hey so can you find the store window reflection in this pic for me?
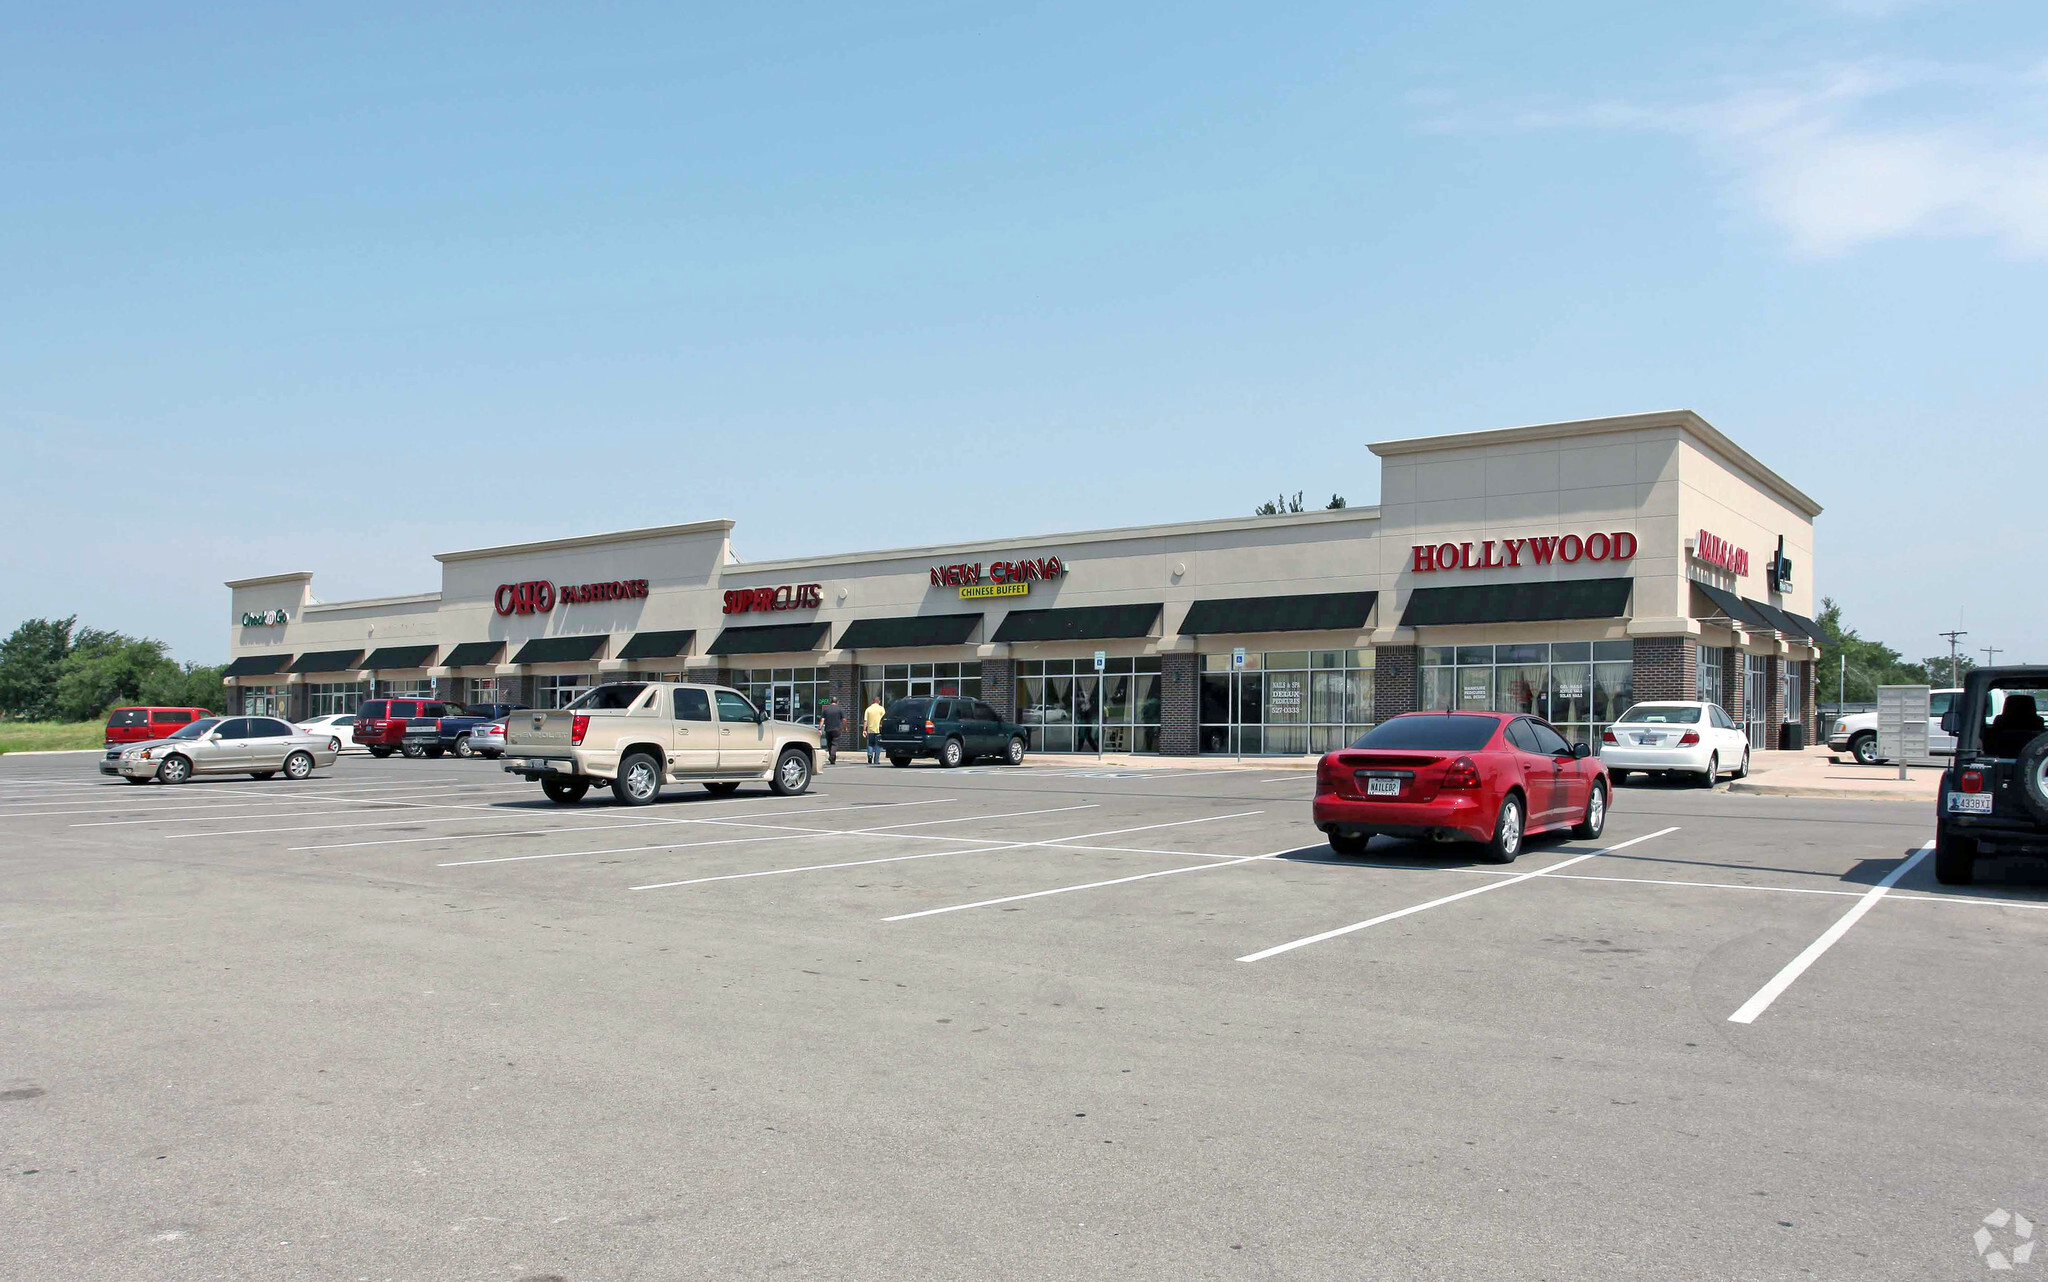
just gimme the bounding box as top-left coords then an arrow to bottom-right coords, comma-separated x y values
1200,649 -> 1373,754
1418,640 -> 1633,749
1015,657 -> 1161,753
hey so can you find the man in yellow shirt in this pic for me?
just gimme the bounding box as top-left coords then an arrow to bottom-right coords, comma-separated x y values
863,696 -> 887,764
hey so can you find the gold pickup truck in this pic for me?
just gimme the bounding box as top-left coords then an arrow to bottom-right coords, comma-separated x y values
503,682 -> 822,805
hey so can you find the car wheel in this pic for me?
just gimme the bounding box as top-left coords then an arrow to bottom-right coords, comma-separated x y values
1004,736 -> 1026,766
611,752 -> 663,806
702,781 -> 741,796
156,754 -> 192,785
542,778 -> 590,805
940,738 -> 965,768
283,751 -> 315,781
1327,830 -> 1369,856
889,754 -> 912,768
400,742 -> 428,759
2015,733 -> 2048,825
771,749 -> 812,796
369,746 -> 394,759
1477,794 -> 1524,864
1849,732 -> 1879,766
250,771 -> 275,781
1734,748 -> 1750,780
327,736 -> 342,753
1699,753 -> 1718,787
1934,826 -> 1977,885
451,735 -> 473,759
1572,782 -> 1608,839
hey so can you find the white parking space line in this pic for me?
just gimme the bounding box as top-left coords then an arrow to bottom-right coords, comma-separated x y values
1726,841 -> 1934,1025
685,803 -> 1097,838
293,798 -> 954,851
1235,827 -> 1681,963
880,845 -> 1313,921
0,778 -> 529,818
442,830 -> 837,867
629,810 -> 1266,892
72,786 -> 541,828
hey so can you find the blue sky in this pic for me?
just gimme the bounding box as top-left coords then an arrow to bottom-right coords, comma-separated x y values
4,1 -> 2044,666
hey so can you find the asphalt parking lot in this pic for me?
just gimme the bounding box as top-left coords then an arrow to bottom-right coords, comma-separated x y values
4,752 -> 2045,1280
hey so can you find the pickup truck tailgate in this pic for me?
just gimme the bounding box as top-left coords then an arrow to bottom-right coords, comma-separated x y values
506,710 -> 576,749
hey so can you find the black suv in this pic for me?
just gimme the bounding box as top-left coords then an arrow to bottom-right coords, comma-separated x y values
1935,666 -> 2048,884
874,697 -> 1029,768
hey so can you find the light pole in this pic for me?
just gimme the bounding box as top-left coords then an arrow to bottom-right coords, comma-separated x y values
1939,629 -> 1968,689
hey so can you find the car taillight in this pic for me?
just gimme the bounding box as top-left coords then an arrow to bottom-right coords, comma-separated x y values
1678,731 -> 1700,746
1442,757 -> 1481,789
571,714 -> 590,746
1316,756 -> 1343,791
1601,728 -> 1618,744
1960,769 -> 1985,794
924,720 -> 935,733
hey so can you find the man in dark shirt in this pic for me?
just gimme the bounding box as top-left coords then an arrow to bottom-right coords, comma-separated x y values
820,698 -> 846,765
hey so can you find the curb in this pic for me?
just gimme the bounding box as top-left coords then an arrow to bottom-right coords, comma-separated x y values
0,748 -> 102,757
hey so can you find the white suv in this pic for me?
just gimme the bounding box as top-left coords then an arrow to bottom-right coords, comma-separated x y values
1828,690 -> 1958,765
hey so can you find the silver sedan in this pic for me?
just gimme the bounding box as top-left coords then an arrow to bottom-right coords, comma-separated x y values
102,715 -> 340,784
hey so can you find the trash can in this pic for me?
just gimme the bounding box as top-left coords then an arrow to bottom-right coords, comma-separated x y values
1778,722 -> 1806,751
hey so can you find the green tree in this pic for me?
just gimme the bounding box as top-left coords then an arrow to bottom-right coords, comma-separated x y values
1325,494 -> 1348,509
0,616 -> 76,720
1813,598 -> 1931,705
1255,491 -> 1306,516
53,630 -> 175,721
140,661 -> 228,712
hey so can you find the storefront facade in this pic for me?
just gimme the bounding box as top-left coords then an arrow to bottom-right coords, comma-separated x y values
223,412 -> 1823,755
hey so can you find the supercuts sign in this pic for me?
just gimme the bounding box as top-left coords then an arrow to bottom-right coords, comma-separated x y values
930,555 -> 1066,587
1690,529 -> 1749,577
723,583 -> 823,615
494,578 -> 649,616
1410,532 -> 1637,573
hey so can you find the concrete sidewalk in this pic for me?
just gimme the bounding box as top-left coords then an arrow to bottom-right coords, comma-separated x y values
1726,747 -> 1941,802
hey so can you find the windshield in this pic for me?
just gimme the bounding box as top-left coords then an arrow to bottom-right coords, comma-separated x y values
886,698 -> 930,721
1351,715 -> 1499,751
1617,705 -> 1701,725
563,683 -> 649,711
168,718 -> 222,740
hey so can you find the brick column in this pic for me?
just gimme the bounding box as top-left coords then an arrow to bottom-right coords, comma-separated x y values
501,674 -> 537,708
828,662 -> 860,719
1158,652 -> 1199,756
981,658 -> 1017,721
1374,645 -> 1418,719
287,683 -> 311,722
433,677 -> 460,703
1632,636 -> 1693,704
1725,649 -> 1745,723
1763,654 -> 1783,747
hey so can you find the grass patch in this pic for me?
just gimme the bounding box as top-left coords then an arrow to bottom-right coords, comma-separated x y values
0,721 -> 108,755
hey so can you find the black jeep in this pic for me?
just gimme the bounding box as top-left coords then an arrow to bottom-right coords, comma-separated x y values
1934,666 -> 2048,884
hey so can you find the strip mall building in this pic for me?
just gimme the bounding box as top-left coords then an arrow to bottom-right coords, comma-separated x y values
222,412 -> 1823,756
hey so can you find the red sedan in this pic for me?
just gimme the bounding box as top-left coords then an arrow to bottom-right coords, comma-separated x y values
1312,711 -> 1610,862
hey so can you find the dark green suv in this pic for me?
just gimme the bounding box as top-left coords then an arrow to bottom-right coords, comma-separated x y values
1935,666 -> 2048,884
874,697 -> 1029,768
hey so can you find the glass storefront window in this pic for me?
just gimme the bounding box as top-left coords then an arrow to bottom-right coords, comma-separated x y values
1697,645 -> 1726,709
863,662 -> 982,715
308,682 -> 367,716
733,667 -> 841,724
539,674 -> 596,708
240,684 -> 284,717
1418,640 -> 1634,748
1014,656 -> 1160,753
379,678 -> 434,700
1200,648 -> 1374,755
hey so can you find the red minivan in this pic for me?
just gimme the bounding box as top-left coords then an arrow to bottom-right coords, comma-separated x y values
105,707 -> 213,746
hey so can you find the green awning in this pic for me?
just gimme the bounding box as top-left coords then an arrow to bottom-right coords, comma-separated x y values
511,635 -> 608,664
617,630 -> 696,660
440,641 -> 505,668
706,622 -> 831,656
222,654 -> 291,678
287,649 -> 365,674
991,604 -> 1162,643
1401,578 -> 1633,627
1744,598 -> 1815,640
1178,591 -> 1376,635
361,645 -> 438,670
1692,581 -> 1770,629
836,614 -> 981,650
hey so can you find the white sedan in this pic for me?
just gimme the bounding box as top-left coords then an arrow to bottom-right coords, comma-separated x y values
1599,701 -> 1751,786
294,713 -> 365,754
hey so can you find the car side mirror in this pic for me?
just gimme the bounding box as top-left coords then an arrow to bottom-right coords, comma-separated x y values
1940,710 -> 1958,734
208,731 -> 223,742
1572,742 -> 1592,759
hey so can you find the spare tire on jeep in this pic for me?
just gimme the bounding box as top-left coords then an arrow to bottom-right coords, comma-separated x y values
2016,732 -> 2048,825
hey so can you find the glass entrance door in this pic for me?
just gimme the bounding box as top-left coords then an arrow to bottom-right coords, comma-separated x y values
768,684 -> 796,722
1743,654 -> 1769,749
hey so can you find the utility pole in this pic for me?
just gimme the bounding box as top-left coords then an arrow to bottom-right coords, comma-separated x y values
1939,630 -> 1968,689
1982,645 -> 2003,671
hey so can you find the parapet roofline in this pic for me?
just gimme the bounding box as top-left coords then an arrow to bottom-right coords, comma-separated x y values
225,571 -> 315,589
1369,410 -> 1823,520
730,505 -> 1383,575
302,592 -> 442,613
435,519 -> 736,564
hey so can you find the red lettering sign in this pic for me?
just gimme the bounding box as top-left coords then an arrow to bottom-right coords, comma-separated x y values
1406,533 -> 1636,574
931,554 -> 1065,587
1691,529 -> 1748,576
494,578 -> 646,615
722,583 -> 823,615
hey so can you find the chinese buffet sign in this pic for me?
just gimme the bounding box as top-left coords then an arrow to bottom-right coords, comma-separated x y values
1410,531 -> 1637,572
929,554 -> 1068,600
494,578 -> 650,616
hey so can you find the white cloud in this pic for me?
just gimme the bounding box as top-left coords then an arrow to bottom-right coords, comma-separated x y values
1510,62 -> 2048,258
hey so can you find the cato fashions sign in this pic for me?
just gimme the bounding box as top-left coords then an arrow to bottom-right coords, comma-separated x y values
494,578 -> 650,616
1409,532 -> 1637,573
723,583 -> 824,615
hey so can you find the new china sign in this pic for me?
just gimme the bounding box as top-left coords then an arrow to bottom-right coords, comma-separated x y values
494,578 -> 650,616
930,554 -> 1066,599
1409,532 -> 1636,573
723,583 -> 823,615
1689,529 -> 1749,577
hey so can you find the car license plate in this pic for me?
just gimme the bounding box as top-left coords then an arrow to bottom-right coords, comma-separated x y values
1948,792 -> 1993,814
1635,734 -> 1659,745
1366,777 -> 1401,796
897,723 -> 911,732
